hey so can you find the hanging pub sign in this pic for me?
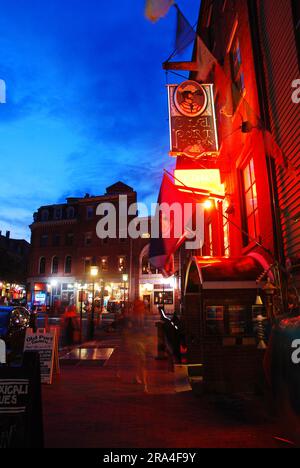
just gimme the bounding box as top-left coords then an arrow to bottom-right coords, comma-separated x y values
167,80 -> 219,158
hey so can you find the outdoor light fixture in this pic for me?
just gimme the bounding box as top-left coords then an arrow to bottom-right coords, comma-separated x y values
90,265 -> 99,277
122,274 -> 129,282
204,200 -> 213,210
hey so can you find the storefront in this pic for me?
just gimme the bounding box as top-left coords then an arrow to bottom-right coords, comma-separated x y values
183,256 -> 271,393
140,278 -> 176,315
0,281 -> 26,304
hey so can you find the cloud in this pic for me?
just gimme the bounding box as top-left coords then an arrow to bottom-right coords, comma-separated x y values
0,0 -> 199,241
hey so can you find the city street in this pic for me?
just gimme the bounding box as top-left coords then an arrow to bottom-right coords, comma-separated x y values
42,318 -> 282,449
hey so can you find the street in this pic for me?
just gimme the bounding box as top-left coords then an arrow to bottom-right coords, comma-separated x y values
42,318 -> 283,449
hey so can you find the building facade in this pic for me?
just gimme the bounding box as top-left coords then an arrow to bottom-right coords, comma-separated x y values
27,182 -> 177,313
160,0 -> 299,391
0,230 -> 30,303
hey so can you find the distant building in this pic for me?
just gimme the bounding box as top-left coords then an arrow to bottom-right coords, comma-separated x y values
0,230 -> 30,303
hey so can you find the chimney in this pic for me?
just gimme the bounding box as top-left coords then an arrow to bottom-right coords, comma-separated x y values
6,231 -> 10,239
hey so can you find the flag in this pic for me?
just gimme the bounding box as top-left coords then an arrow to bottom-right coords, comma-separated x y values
0,79 -> 6,104
149,174 -> 206,276
174,4 -> 196,55
145,0 -> 174,22
196,36 -> 217,82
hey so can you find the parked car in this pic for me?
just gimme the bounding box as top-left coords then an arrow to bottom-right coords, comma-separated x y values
0,306 -> 30,352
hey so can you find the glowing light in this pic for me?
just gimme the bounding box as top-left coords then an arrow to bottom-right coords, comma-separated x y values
90,266 -> 99,277
174,169 -> 225,197
204,200 -> 213,210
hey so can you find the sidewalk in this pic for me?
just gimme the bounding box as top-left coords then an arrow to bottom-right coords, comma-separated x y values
42,317 -> 282,448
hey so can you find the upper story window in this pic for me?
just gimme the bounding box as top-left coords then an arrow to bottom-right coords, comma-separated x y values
241,158 -> 260,245
67,206 -> 75,219
84,233 -> 92,246
65,256 -> 72,274
84,258 -> 91,274
39,257 -> 46,275
52,256 -> 59,274
86,206 -> 94,220
41,210 -> 49,222
40,234 -> 48,248
54,207 -> 62,220
230,35 -> 245,112
53,234 -> 60,247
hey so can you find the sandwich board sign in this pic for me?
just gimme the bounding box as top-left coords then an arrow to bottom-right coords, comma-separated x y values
24,328 -> 60,384
0,352 -> 44,448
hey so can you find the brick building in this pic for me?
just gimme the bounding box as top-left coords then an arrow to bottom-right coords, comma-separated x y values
0,230 -> 30,303
162,0 -> 299,391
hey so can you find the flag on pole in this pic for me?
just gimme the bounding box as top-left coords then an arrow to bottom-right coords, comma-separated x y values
196,36 -> 217,82
0,79 -> 6,104
174,4 -> 196,55
145,0 -> 174,22
149,174 -> 206,276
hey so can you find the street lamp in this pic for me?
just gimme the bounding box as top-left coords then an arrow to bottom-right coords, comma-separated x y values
89,265 -> 99,340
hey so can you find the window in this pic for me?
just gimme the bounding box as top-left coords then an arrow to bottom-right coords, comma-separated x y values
154,291 -> 174,306
142,255 -> 150,274
84,233 -> 92,246
52,257 -> 59,274
84,258 -> 91,274
54,208 -> 62,220
40,234 -> 48,247
241,158 -> 260,244
230,36 -> 245,112
100,257 -> 108,272
118,256 -> 126,272
292,0 -> 300,65
39,257 -> 46,274
66,206 -> 75,219
41,210 -> 49,222
142,255 -> 160,275
65,233 -> 74,246
222,201 -> 230,257
65,256 -> 72,274
86,206 -> 94,219
208,223 -> 213,256
53,234 -> 60,247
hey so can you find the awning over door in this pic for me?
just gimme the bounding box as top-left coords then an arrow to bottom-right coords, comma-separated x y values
185,255 -> 272,293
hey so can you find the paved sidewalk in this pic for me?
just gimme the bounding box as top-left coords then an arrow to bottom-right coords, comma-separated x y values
42,319 -> 283,448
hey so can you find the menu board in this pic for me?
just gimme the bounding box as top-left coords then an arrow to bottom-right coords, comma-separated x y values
206,306 -> 225,335
24,329 -> 59,384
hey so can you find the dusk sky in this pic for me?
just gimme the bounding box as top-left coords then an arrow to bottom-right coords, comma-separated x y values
0,1 -> 199,241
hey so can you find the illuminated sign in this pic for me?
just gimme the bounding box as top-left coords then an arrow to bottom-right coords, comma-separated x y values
168,81 -> 219,158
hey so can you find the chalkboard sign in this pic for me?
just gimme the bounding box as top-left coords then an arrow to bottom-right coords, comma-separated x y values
0,352 -> 44,448
24,328 -> 59,384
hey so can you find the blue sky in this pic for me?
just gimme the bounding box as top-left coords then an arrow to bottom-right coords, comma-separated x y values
0,0 -> 199,240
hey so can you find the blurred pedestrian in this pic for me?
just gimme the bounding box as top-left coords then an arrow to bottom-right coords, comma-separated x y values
118,303 -> 148,392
